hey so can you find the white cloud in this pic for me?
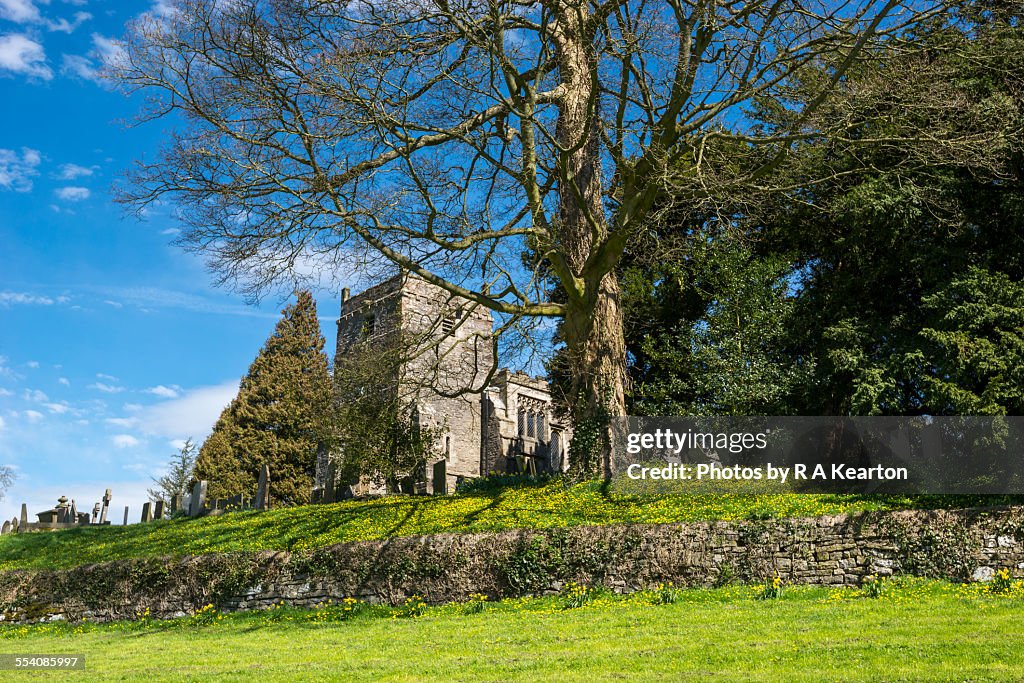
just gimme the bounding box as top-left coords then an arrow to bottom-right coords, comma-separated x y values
0,1 -> 92,32
23,409 -> 43,423
0,33 -> 52,80
112,434 -> 140,449
43,401 -> 70,414
144,384 -> 179,398
0,0 -> 41,23
103,299 -> 122,308
55,185 -> 90,201
149,1 -> 178,19
88,382 -> 123,393
0,146 -> 41,192
23,388 -> 47,402
0,291 -> 55,306
25,360 -> 39,369
57,377 -> 69,386
56,162 -> 95,180
46,10 -> 90,34
135,380 -> 238,441
62,33 -> 123,83
160,228 -> 180,236
0,387 -> 13,396
0,415 -> 5,430
105,417 -> 137,428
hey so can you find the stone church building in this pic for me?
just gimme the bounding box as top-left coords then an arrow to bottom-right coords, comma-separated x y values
314,273 -> 570,497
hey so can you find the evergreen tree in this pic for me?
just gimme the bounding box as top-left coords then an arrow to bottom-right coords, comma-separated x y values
148,438 -> 198,504
195,291 -> 333,504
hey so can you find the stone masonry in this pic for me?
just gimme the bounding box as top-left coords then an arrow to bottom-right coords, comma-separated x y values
315,273 -> 570,496
2,506 -> 1023,624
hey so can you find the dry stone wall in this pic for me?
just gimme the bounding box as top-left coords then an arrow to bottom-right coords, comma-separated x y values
2,506 -> 1024,624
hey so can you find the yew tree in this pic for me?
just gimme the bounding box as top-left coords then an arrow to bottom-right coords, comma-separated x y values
195,290 -> 333,503
113,0 -> 946,475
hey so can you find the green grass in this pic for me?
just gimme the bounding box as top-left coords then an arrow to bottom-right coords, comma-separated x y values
0,479 -> 1017,571
2,578 -> 1023,681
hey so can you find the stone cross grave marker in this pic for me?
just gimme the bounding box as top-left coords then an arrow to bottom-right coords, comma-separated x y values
99,489 -> 111,524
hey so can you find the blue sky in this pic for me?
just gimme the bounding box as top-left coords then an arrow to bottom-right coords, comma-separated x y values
0,0 -> 343,522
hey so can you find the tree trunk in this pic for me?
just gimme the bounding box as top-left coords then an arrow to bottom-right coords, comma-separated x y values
553,2 -> 628,478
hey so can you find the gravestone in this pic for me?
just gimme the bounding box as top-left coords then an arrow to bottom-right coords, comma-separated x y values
255,464 -> 270,510
432,460 -> 447,495
1,521 -> 9,535
91,502 -> 100,524
323,461 -> 337,504
20,503 -> 28,529
11,517 -> 18,533
189,480 -> 208,517
123,506 -> 129,526
171,494 -> 184,514
141,502 -> 153,523
69,499 -> 78,524
99,489 -> 111,524
154,500 -> 165,519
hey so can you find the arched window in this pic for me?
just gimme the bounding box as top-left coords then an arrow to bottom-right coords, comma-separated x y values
550,431 -> 562,471
536,412 -> 546,441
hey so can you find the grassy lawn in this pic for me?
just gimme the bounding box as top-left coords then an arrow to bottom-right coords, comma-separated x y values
1,578 -> 1022,681
1,480 -> 1017,572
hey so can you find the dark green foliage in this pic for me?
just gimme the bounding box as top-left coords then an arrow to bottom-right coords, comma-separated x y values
195,291 -> 332,504
626,8 -> 1024,417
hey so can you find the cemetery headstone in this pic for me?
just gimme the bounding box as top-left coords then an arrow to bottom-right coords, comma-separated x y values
189,480 -> 208,517
433,460 -> 447,495
19,503 -> 28,528
91,502 -> 100,524
1,521 -> 9,535
154,500 -> 165,519
171,494 -> 184,514
123,506 -> 129,526
255,464 -> 270,510
99,489 -> 111,524
11,517 -> 18,533
141,502 -> 153,523
323,461 -> 337,504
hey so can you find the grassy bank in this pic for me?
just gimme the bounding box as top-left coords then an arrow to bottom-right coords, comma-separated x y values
0,480 -> 1016,571
1,578 -> 1023,681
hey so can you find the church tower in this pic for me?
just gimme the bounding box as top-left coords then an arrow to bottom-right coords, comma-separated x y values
319,273 -> 495,494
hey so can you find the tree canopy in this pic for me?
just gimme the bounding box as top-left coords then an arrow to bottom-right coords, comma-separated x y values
112,0 -> 949,474
195,291 -> 333,503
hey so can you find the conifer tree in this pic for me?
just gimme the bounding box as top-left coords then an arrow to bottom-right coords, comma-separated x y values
195,291 -> 333,504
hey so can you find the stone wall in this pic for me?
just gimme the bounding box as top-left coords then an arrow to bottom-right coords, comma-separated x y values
2,506 -> 1023,624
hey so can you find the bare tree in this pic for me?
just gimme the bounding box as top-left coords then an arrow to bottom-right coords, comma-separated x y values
112,0 -> 946,475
